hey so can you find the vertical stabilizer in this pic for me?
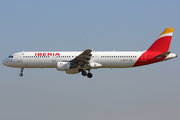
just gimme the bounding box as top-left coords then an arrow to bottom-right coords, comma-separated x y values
133,28 -> 175,67
147,28 -> 174,52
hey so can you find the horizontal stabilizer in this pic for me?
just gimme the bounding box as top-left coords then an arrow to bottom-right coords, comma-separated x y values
155,52 -> 171,59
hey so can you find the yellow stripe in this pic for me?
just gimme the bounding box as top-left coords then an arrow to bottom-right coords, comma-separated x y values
160,28 -> 174,36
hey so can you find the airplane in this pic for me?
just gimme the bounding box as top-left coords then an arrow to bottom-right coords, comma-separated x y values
2,28 -> 177,78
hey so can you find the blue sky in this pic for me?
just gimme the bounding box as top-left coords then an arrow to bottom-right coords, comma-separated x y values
0,0 -> 180,120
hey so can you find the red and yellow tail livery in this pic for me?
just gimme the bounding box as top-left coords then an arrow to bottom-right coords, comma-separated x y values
148,28 -> 174,52
134,28 -> 175,67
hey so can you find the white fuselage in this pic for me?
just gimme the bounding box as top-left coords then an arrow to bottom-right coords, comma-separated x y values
3,51 -> 144,68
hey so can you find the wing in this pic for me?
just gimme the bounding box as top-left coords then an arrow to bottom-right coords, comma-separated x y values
70,49 -> 92,68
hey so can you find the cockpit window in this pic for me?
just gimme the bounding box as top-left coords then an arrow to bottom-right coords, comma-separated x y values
8,56 -> 13,58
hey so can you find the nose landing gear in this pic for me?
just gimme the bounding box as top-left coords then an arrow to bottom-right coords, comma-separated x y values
19,68 -> 24,77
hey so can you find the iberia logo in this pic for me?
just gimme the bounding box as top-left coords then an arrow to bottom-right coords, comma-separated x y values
35,53 -> 60,56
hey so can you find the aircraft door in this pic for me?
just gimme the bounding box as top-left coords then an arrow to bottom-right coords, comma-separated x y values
93,54 -> 99,62
141,53 -> 146,61
51,56 -> 56,62
17,54 -> 22,62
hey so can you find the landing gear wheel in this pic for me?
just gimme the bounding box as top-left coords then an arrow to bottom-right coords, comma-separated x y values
81,70 -> 87,76
87,73 -> 93,78
19,73 -> 23,77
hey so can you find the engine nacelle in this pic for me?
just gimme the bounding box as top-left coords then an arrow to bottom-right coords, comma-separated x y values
56,62 -> 71,71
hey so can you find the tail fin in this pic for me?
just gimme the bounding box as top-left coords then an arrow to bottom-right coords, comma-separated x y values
147,28 -> 174,52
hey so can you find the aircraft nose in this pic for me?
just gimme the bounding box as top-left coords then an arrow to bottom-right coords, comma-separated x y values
2,59 -> 8,66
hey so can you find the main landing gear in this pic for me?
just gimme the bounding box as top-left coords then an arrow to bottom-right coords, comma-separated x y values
81,69 -> 93,78
19,68 -> 24,77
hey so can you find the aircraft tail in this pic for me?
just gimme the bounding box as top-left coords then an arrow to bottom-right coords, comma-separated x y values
147,28 -> 174,52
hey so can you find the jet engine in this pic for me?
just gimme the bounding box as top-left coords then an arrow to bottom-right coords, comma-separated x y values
56,62 -> 71,71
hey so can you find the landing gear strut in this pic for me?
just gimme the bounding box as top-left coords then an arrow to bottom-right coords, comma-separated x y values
81,69 -> 93,78
19,68 -> 24,77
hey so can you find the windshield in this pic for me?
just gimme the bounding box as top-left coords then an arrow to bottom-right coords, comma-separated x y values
8,55 -> 13,58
